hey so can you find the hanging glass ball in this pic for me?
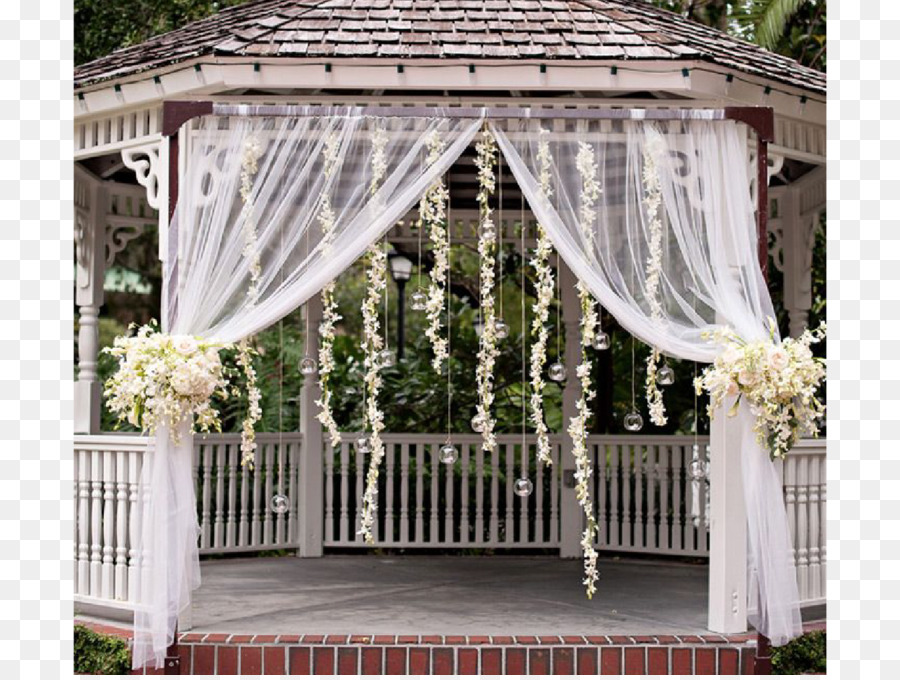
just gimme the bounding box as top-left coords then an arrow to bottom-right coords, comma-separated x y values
299,356 -> 318,375
410,288 -> 428,311
270,493 -> 289,515
623,411 -> 644,432
356,436 -> 371,454
689,458 -> 706,481
548,362 -> 567,382
439,443 -> 459,464
480,222 -> 496,241
378,348 -> 396,368
514,478 -> 534,497
494,319 -> 510,340
592,331 -> 611,351
657,363 -> 676,386
470,413 -> 485,433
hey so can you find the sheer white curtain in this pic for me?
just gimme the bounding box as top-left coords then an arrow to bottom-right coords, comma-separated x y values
131,111 -> 481,669
493,118 -> 802,645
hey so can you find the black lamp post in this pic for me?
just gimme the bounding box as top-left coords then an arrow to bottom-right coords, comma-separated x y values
387,251 -> 413,359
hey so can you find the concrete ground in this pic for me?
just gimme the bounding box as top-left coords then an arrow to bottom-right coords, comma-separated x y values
189,554 -> 711,636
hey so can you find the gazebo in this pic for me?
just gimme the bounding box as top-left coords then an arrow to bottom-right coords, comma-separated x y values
73,0 -> 826,675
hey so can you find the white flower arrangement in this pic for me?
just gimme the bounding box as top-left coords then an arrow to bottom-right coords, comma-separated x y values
316,131 -> 343,448
474,128 -> 499,453
569,140 -> 602,599
240,135 -> 263,304
695,321 -> 826,460
529,129 -> 554,467
641,137 -> 668,426
359,124 -> 390,544
420,129 -> 451,373
235,339 -> 262,468
104,323 -> 261,468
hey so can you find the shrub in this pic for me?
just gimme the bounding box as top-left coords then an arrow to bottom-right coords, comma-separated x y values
772,629 -> 827,675
74,624 -> 131,675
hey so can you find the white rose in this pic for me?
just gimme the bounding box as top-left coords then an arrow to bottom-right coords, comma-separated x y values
721,346 -> 742,366
738,369 -> 758,386
173,335 -> 198,356
768,346 -> 789,371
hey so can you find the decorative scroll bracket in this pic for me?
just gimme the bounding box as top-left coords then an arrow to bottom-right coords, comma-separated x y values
122,143 -> 163,211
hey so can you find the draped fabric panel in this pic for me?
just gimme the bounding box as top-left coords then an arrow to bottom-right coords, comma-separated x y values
131,113 -> 482,669
492,118 -> 801,646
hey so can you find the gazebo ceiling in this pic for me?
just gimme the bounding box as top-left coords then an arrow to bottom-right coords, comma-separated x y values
74,0 -> 825,95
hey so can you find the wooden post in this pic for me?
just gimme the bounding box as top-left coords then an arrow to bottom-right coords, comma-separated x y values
298,295 -> 325,557
558,259 -> 581,559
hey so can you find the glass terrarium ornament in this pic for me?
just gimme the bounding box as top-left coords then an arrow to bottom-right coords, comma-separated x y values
514,478 -> 534,497
410,288 -> 428,311
470,413 -> 485,433
439,443 -> 459,464
356,436 -> 371,454
480,221 -> 496,241
548,362 -> 567,382
689,458 -> 707,481
378,348 -> 396,368
623,411 -> 644,432
299,356 -> 318,375
592,331 -> 611,351
657,363 -> 676,385
494,319 -> 510,340
270,494 -> 289,515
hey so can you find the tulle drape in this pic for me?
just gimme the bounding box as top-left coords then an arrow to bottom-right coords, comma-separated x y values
131,113 -> 481,669
492,118 -> 802,645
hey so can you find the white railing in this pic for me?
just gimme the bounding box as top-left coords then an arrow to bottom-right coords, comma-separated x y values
73,433 -> 825,609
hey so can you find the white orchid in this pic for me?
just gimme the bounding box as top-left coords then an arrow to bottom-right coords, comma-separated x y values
420,129 -> 450,373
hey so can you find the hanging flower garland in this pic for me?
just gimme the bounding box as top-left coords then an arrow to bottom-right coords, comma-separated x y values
240,134 -> 263,304
568,141 -> 602,599
359,123 -> 390,544
103,322 -> 260,468
642,136 -> 669,426
474,128 -> 499,453
316,131 -> 343,448
529,129 -> 555,467
421,130 -> 451,373
695,321 -> 826,460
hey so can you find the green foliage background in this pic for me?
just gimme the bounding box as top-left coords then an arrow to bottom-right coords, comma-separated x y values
73,625 -> 131,675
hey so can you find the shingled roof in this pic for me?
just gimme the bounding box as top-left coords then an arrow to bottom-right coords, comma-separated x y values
74,0 -> 825,94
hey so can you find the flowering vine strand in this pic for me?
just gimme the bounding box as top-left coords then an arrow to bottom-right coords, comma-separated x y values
236,339 -> 262,468
568,140 -> 601,598
642,135 -> 668,426
240,135 -> 263,304
474,128 -> 499,453
316,131 -> 343,447
529,129 -> 555,466
359,122 -> 390,544
420,130 -> 450,373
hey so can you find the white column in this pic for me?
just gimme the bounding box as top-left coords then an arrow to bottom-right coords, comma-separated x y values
74,169 -> 107,434
707,402 -> 748,634
558,260 -> 582,559
297,295 -> 324,557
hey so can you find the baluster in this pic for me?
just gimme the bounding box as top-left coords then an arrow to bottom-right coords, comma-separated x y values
114,451 -> 128,600
808,454 -> 822,601
535,440 -> 544,544
444,441 -> 455,544
239,441 -> 251,547
264,443 -> 275,545
275,440 -> 287,545
90,449 -> 102,597
325,438 -> 335,544
672,445 -> 684,552
200,444 -> 212,549
505,441 -> 515,545
796,455 -> 810,601
214,444 -> 225,548
685,444 -> 697,552
430,443 -> 439,544
475,444 -> 486,545
400,443 -> 410,544
127,450 -> 140,602
415,442 -> 425,544
489,443 -> 500,544
288,437 -> 300,544
226,443 -> 239,548
251,442 -> 263,546
77,448 -> 90,596
659,445 -> 671,551
645,445 -> 657,552
519,441 -> 529,543
609,444 -> 620,549
354,439 -> 364,541
385,442 -> 395,543
460,443 -> 470,545
549,439 -> 559,545
634,444 -> 646,551
622,444 -> 633,550
338,440 -> 349,544
784,453 -> 798,567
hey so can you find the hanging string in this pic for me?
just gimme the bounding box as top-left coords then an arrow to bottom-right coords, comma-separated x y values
417,146 -> 424,291
556,251 -> 562,359
383,233 -> 390,353
446,171 -> 452,442
631,336 -> 637,411
521,197 -> 527,455
498,150 -> 504,320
